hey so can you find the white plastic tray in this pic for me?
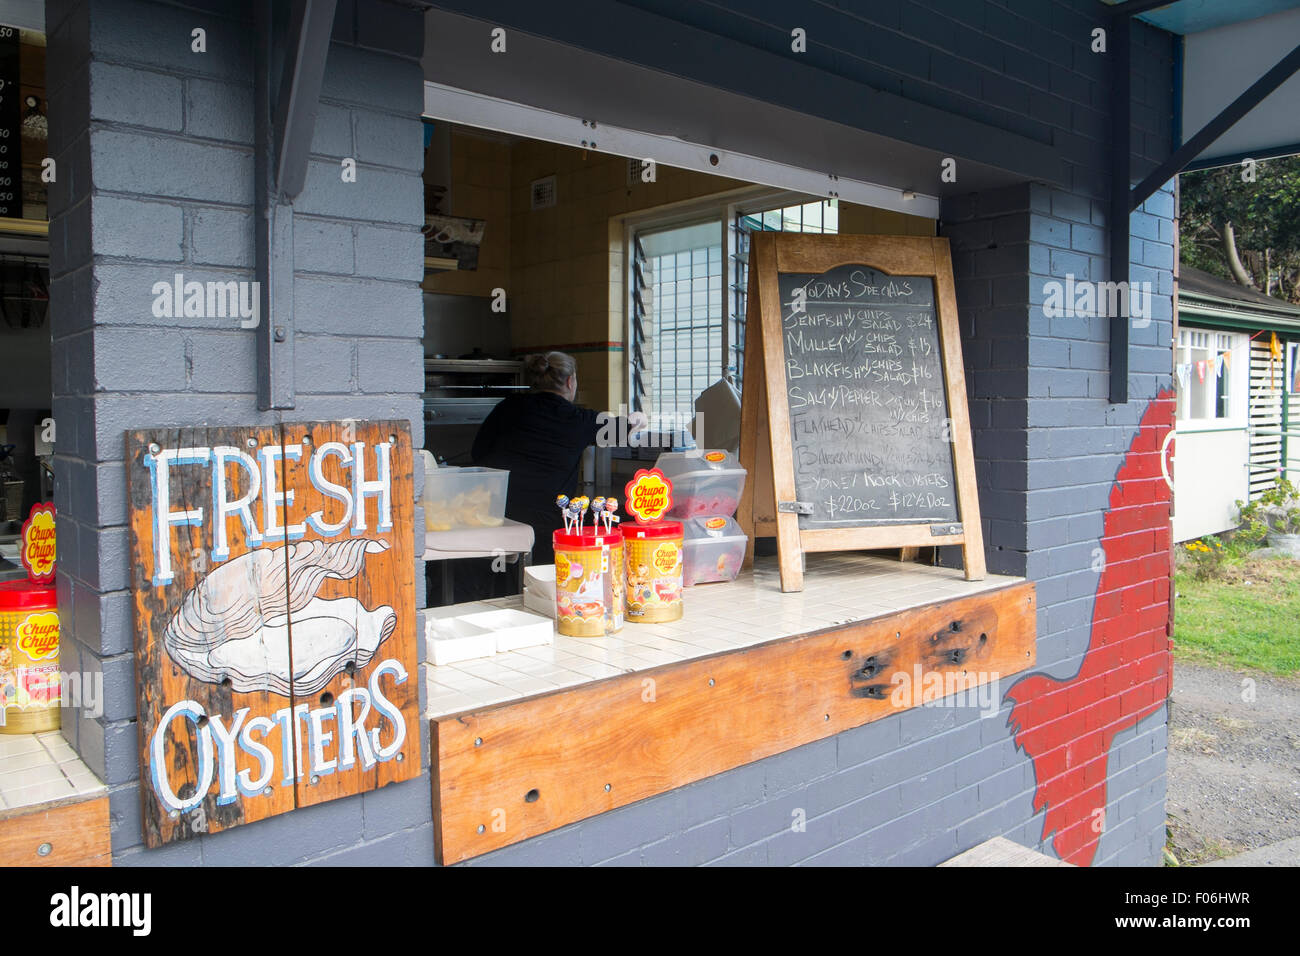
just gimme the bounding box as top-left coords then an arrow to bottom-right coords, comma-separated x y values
427,616 -> 496,666
460,608 -> 554,653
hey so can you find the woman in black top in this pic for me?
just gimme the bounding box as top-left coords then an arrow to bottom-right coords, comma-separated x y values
472,351 -> 646,565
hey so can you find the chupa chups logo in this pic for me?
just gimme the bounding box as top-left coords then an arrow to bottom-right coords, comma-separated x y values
16,612 -> 59,661
625,468 -> 673,523
652,541 -> 680,575
704,517 -> 727,530
704,451 -> 726,463
20,502 -> 56,583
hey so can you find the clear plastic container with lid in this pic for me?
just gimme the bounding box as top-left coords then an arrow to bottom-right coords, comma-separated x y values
654,449 -> 747,520
682,516 -> 747,586
423,465 -> 510,531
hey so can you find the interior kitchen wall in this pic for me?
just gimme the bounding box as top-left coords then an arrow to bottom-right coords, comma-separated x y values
422,127 -> 937,410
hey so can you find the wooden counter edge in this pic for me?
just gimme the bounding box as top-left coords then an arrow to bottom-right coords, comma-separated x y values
0,790 -> 111,867
430,580 -> 1037,865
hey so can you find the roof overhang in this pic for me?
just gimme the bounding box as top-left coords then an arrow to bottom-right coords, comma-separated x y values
1105,0 -> 1300,170
421,4 -> 1068,202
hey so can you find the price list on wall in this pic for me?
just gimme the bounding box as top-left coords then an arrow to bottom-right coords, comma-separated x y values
0,25 -> 21,219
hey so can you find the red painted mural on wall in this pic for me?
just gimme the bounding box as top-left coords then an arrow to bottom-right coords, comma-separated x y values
1006,391 -> 1175,866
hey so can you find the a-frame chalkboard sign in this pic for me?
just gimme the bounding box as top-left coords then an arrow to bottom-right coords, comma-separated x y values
737,233 -> 985,592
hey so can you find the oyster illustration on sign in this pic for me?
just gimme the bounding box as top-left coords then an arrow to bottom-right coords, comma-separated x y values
162,538 -> 396,696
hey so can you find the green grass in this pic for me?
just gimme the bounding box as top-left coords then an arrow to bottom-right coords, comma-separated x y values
1174,553 -> 1300,677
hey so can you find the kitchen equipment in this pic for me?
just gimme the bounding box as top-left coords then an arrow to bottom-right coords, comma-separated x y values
423,357 -> 526,465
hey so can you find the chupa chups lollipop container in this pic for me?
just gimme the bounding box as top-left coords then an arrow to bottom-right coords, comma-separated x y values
623,521 -> 684,622
654,449 -> 747,519
0,580 -> 61,733
552,529 -> 624,637
623,467 -> 684,623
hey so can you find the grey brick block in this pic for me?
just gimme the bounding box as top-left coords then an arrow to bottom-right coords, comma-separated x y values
198,788 -> 366,865
184,77 -> 254,144
90,129 -> 253,205
592,847 -> 643,866
92,196 -> 184,262
306,823 -> 435,866
187,330 -> 257,393
191,207 -> 254,267
641,817 -> 730,866
354,111 -> 423,171
97,717 -> 136,788
705,842 -> 768,866
469,825 -> 583,867
358,337 -> 424,395
360,777 -> 434,840
309,102 -> 354,158
114,838 -> 203,867
294,160 -> 423,225
294,217 -> 355,275
295,333 -> 356,393
354,225 -> 424,281
73,586 -> 133,657
88,60 -> 182,132
729,790 -> 810,848
294,275 -> 422,337
320,43 -> 424,114
764,737 -> 837,795
92,326 -> 187,391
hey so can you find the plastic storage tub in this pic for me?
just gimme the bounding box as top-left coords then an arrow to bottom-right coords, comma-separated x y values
682,516 -> 747,586
423,466 -> 509,530
654,450 -> 747,519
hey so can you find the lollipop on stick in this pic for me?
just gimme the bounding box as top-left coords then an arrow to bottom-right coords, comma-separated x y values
591,497 -> 606,533
604,497 -> 619,533
556,494 -> 571,533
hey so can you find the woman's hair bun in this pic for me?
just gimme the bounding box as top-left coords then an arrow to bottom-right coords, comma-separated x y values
524,351 -> 577,393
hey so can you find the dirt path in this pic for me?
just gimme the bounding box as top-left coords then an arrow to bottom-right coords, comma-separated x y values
1166,661 -> 1300,864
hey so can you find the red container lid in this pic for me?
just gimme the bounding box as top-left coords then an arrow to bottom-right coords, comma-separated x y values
0,579 -> 58,612
623,520 -> 683,540
553,529 -> 625,549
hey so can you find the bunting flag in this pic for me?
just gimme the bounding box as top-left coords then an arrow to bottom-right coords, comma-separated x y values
1270,332 -> 1282,391
1214,354 -> 1225,379
1196,360 -> 1207,383
1176,363 -> 1192,390
1222,350 -> 1231,370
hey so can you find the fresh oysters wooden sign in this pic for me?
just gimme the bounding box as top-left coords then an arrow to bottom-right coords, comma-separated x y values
125,421 -> 418,847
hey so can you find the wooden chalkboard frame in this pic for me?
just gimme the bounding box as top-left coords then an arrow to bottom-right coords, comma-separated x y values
738,233 -> 986,592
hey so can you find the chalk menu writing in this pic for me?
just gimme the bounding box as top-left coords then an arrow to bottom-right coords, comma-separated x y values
0,26 -> 19,219
778,264 -> 959,528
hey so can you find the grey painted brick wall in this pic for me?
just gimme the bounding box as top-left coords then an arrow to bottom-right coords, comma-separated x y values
46,0 -> 1176,867
46,0 -> 432,865
466,0 -> 1175,868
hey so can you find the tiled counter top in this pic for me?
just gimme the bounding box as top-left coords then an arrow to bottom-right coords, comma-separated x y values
0,731 -> 106,818
424,552 -> 1025,718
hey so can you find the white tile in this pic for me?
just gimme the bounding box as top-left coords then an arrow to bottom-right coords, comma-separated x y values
0,749 -> 57,774
0,735 -> 45,758
3,780 -> 78,811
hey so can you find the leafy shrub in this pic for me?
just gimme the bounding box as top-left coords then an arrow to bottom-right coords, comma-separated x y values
1183,537 -> 1225,580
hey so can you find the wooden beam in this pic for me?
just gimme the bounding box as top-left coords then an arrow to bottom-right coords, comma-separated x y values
0,796 -> 110,867
431,581 -> 1036,864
